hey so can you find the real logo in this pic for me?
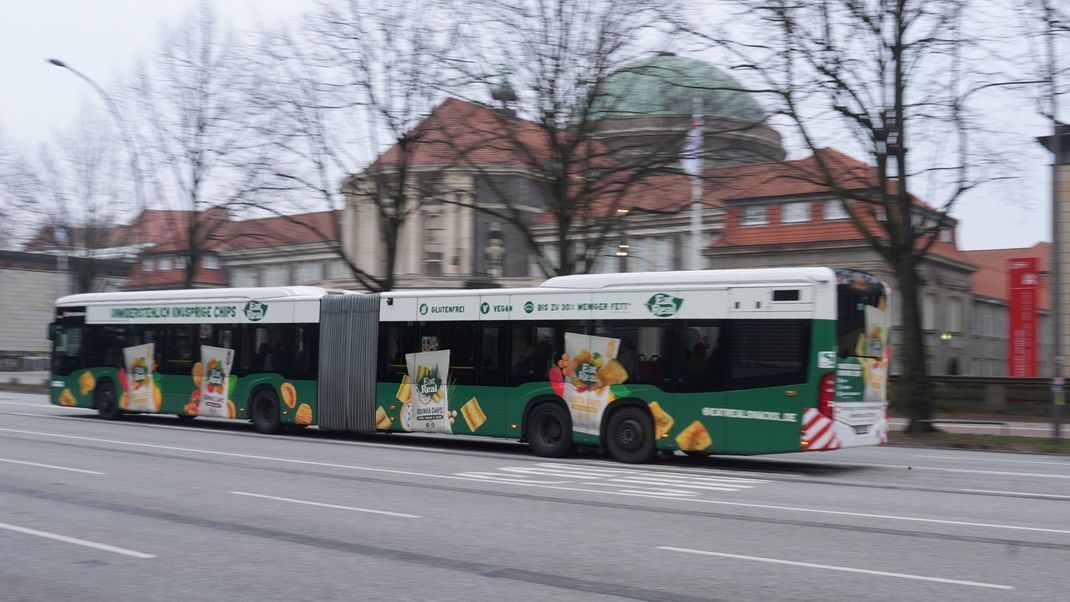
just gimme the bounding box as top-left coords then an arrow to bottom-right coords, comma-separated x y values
480,302 -> 490,315
523,301 -> 534,314
419,303 -> 429,316
243,300 -> 268,322
645,293 -> 683,317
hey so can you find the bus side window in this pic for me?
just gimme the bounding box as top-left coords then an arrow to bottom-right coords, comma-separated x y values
161,325 -> 196,375
378,322 -> 412,381
294,324 -> 319,381
478,323 -> 510,387
592,320 -> 674,390
676,321 -> 726,393
53,325 -> 83,376
725,319 -> 810,389
419,321 -> 478,385
510,322 -> 557,384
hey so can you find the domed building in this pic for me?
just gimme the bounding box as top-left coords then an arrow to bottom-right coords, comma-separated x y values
587,53 -> 786,168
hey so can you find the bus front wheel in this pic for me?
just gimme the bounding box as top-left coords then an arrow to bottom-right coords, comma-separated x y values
95,381 -> 122,421
606,406 -> 656,464
251,390 -> 282,434
526,402 -> 574,458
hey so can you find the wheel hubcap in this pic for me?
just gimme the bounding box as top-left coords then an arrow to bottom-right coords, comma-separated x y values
619,419 -> 643,452
539,416 -> 561,443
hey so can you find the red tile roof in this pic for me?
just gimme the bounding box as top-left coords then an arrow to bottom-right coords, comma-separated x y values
963,243 -> 1051,308
228,210 -> 341,251
371,97 -> 611,172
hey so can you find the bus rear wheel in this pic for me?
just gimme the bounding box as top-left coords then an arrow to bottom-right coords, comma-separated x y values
606,406 -> 656,464
95,381 -> 122,421
251,390 -> 282,434
526,402 -> 574,458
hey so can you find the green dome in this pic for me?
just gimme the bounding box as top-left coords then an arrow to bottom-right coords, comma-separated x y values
590,55 -> 766,124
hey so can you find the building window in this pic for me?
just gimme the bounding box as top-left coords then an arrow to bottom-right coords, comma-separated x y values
424,213 -> 444,276
328,260 -> 351,280
157,256 -> 173,271
262,264 -> 290,287
922,293 -> 936,331
741,205 -> 768,226
295,260 -> 324,283
949,296 -> 962,333
175,255 -> 188,270
781,201 -> 810,223
824,200 -> 849,220
231,267 -> 259,288
202,253 -> 220,270
654,237 -> 674,271
142,257 -> 155,272
940,228 -> 953,243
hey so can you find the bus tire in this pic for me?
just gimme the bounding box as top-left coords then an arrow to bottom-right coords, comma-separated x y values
95,381 -> 122,421
606,406 -> 656,464
525,402 -> 574,458
251,389 -> 282,434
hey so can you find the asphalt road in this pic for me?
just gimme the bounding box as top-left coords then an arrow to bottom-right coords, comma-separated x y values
1,392 -> 1068,601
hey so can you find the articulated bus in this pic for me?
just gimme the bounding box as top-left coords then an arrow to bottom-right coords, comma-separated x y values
50,268 -> 890,463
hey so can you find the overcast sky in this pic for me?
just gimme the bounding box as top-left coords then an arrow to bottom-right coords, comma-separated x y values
0,0 -> 1058,251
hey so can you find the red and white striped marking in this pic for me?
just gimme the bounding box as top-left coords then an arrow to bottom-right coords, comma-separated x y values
802,408 -> 841,451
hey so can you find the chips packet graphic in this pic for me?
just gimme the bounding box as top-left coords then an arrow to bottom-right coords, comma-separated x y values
563,333 -> 622,436
403,350 -> 452,434
122,343 -> 156,412
198,345 -> 235,418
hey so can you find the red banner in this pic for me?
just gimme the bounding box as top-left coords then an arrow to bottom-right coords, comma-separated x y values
1008,257 -> 1039,377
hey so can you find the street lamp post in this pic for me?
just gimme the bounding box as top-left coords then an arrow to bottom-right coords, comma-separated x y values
47,58 -> 144,212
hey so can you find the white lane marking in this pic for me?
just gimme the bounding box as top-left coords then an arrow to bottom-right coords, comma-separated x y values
0,457 -> 104,475
798,458 -> 1070,480
657,546 -> 1013,591
915,455 -> 1069,466
231,492 -> 419,518
0,521 -> 155,559
4,427 -> 1070,536
0,401 -> 93,410
607,477 -> 750,492
960,489 -> 1070,500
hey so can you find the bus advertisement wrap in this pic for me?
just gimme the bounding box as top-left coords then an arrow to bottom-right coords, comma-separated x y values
402,350 -> 453,433
561,333 -> 627,436
198,346 -> 234,418
122,343 -> 158,412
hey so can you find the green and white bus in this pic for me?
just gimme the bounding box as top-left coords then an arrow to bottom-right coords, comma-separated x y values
51,267 -> 891,463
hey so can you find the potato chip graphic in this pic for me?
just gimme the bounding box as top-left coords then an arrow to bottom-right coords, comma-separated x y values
375,406 -> 391,430
78,371 -> 96,396
280,382 -> 297,409
58,388 -> 77,407
295,403 -> 312,425
119,392 -> 128,410
153,383 -> 163,412
596,359 -> 628,387
183,401 -> 199,416
191,362 -> 203,388
227,399 -> 237,419
460,397 -> 487,432
396,375 -> 412,403
648,401 -> 675,439
675,420 -> 712,452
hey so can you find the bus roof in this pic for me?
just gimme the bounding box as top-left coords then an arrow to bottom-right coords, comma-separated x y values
56,286 -> 335,306
540,268 -> 835,289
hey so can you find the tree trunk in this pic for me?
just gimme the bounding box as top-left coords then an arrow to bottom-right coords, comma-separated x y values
895,254 -> 936,433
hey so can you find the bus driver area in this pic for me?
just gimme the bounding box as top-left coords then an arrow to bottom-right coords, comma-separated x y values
49,267 -> 890,464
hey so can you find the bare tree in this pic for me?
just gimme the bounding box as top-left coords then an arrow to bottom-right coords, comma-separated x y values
677,0 -> 1010,432
20,114 -> 135,292
129,1 -> 273,288
446,0 -> 692,277
254,0 -> 465,291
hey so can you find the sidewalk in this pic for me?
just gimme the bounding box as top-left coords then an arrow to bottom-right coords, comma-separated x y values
0,371 -> 49,387
889,417 -> 1058,438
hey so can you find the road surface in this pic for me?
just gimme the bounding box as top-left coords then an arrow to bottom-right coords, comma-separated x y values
2,391 -> 1068,601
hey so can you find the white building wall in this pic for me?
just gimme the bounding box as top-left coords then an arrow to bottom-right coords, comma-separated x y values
0,267 -> 65,364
